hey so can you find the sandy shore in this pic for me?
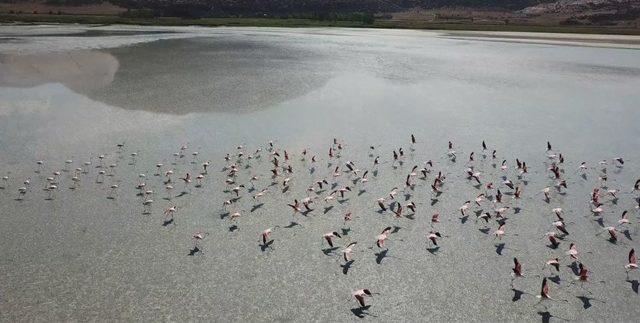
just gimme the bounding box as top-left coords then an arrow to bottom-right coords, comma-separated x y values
440,30 -> 640,49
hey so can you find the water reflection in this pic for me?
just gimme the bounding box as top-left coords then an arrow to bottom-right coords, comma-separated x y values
4,27 -> 639,117
84,37 -> 333,114
0,36 -> 333,114
0,50 -> 119,92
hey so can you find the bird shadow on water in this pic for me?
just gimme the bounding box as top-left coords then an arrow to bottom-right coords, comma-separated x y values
495,243 -> 505,255
251,203 -> 264,212
568,262 -> 580,275
341,260 -> 354,275
627,279 -> 639,293
322,247 -> 339,255
229,225 -> 239,232
548,275 -> 562,285
284,221 -> 299,228
162,218 -> 174,227
351,306 -> 375,318
260,240 -> 274,252
188,246 -> 201,256
375,249 -> 388,264
537,311 -> 569,323
324,206 -> 334,214
576,295 -> 605,309
511,288 -> 527,302
426,246 -> 440,255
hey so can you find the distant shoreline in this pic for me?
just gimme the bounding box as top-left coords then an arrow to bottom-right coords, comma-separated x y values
2,13 -> 640,36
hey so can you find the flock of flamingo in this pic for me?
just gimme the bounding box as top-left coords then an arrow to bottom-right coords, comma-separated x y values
2,135 -> 639,318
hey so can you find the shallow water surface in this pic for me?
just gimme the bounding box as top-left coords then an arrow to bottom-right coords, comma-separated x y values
1,25 -> 640,321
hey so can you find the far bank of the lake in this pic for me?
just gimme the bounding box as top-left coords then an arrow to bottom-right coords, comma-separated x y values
2,13 -> 640,35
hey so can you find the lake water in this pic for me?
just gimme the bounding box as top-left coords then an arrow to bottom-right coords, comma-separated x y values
1,25 -> 640,321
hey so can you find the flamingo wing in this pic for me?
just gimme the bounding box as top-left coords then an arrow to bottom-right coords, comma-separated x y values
355,294 -> 365,307
541,278 -> 549,297
324,236 -> 333,247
